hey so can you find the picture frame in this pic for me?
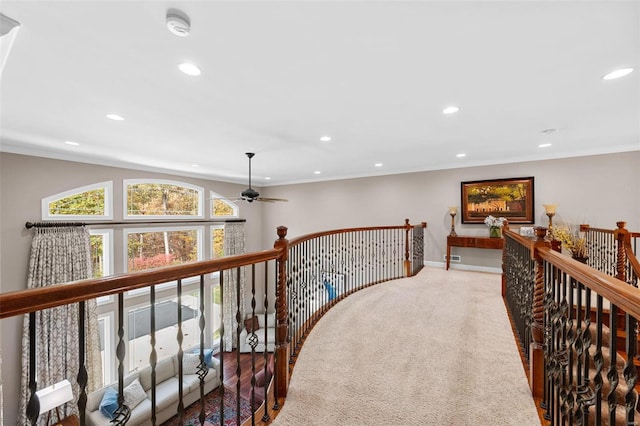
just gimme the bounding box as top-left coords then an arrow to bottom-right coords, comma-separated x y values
461,177 -> 535,224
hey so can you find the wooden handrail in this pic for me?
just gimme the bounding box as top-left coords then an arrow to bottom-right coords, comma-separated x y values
503,228 -> 536,256
0,249 -> 281,319
287,224 -> 408,247
538,246 -> 640,321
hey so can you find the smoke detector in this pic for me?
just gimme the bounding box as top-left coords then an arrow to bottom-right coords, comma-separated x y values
166,10 -> 190,37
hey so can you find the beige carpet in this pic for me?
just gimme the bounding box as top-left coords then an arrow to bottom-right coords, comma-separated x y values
271,267 -> 540,426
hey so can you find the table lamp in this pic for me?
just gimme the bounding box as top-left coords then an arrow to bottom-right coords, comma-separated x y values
36,379 -> 74,424
542,204 -> 557,233
448,206 -> 458,237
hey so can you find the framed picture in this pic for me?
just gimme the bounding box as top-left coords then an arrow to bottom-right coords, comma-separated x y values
461,177 -> 535,224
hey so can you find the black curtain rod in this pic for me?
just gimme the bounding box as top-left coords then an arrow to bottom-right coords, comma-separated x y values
25,218 -> 246,229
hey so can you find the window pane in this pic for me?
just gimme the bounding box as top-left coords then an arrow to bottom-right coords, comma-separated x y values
128,294 -> 200,372
127,229 -> 198,272
211,227 -> 224,259
90,234 -> 104,278
212,198 -> 236,217
49,188 -> 105,216
127,183 -> 199,216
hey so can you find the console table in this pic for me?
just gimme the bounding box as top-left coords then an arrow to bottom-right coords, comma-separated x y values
446,235 -> 504,270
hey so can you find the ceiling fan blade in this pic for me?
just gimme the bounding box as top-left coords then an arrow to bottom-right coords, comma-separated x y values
257,197 -> 288,202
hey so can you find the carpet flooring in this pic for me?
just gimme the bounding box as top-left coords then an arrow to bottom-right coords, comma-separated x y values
271,267 -> 540,426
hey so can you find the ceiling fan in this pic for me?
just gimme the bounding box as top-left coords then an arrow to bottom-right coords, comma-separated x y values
233,153 -> 288,203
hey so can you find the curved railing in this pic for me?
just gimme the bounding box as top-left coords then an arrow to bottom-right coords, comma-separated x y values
503,221 -> 640,425
284,221 -> 427,368
0,220 -> 426,425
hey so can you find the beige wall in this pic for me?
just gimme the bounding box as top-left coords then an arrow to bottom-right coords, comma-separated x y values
262,151 -> 640,270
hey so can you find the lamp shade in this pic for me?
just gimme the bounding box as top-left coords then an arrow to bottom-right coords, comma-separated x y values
542,204 -> 557,215
36,379 -> 73,414
448,206 -> 458,215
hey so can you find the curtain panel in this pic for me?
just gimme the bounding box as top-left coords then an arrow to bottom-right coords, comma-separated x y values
19,226 -> 102,425
222,222 -> 246,351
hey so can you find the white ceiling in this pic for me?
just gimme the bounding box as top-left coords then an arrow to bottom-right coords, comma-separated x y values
1,1 -> 638,187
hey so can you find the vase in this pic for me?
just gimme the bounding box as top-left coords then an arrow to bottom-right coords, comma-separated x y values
489,226 -> 502,238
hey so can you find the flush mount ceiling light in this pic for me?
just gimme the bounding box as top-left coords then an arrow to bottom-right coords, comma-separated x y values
106,113 -> 124,121
443,106 -> 460,115
166,10 -> 190,37
178,62 -> 201,76
602,67 -> 634,80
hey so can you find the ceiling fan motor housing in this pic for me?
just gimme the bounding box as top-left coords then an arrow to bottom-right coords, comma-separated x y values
241,188 -> 259,201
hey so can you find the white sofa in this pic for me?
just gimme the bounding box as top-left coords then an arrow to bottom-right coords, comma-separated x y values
85,352 -> 220,426
238,313 -> 276,353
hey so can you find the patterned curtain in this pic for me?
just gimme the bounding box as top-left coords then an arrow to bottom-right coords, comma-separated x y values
222,222 -> 246,351
19,226 -> 102,425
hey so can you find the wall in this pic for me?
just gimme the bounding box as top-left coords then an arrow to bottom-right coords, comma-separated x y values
0,152 -> 265,424
262,151 -> 640,271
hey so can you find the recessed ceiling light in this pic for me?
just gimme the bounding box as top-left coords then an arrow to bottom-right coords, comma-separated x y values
106,113 -> 124,121
602,67 -> 634,80
64,141 -> 79,146
320,135 -> 332,142
314,171 -> 321,175
191,164 -> 199,167
178,62 -> 201,76
538,143 -> 552,148
265,177 -> 271,180
374,163 -> 383,167
443,106 -> 460,115
456,153 -> 466,158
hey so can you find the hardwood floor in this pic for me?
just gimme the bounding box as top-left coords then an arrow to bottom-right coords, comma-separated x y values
215,350 -> 267,401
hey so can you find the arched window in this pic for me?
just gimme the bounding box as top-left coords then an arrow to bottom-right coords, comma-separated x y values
209,191 -> 238,218
42,181 -> 113,220
124,179 -> 204,219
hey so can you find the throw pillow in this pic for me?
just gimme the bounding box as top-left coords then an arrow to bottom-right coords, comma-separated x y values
190,347 -> 214,368
123,378 -> 147,410
244,316 -> 260,333
183,353 -> 200,374
323,280 -> 337,301
99,387 -> 119,419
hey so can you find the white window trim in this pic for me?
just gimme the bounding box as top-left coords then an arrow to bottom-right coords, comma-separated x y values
91,229 -> 114,305
124,225 -> 204,296
209,191 -> 239,218
124,179 -> 204,219
98,312 -> 115,385
42,181 -> 113,220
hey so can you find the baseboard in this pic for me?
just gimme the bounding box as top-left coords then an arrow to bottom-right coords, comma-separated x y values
424,261 -> 502,275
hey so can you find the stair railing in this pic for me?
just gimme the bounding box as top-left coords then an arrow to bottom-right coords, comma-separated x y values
284,220 -> 426,368
2,220 -> 426,425
504,221 -> 640,425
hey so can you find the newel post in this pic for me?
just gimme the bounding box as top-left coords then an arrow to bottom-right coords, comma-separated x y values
404,219 -> 411,277
530,227 -> 550,399
614,221 -> 629,282
274,226 -> 289,398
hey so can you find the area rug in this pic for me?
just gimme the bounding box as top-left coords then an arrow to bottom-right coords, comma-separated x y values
162,388 -> 252,426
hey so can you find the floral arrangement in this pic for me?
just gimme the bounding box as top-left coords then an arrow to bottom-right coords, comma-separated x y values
552,225 -> 588,259
484,215 -> 506,228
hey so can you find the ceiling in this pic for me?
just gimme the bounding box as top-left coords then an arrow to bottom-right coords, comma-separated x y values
1,1 -> 638,187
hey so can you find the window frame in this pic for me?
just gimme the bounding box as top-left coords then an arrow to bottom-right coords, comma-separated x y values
41,181 -> 113,220
123,179 -> 204,220
90,229 -> 114,305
